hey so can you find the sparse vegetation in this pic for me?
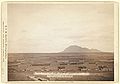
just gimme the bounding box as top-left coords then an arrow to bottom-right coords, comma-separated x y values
8,53 -> 114,81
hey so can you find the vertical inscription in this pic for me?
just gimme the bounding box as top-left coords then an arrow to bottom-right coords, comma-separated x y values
1,21 -> 8,82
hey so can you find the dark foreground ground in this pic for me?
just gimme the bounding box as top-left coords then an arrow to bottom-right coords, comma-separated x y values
8,53 -> 114,81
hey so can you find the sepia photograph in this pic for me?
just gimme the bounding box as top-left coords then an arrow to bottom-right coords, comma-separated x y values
6,1 -> 116,81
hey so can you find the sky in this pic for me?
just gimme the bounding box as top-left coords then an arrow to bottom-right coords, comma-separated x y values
8,2 -> 114,53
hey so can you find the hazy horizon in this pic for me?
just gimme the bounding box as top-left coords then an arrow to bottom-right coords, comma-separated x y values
8,2 -> 114,53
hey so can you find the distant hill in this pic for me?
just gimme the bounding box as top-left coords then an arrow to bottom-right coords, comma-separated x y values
62,45 -> 100,53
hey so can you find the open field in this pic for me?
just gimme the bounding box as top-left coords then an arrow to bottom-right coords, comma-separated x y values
8,52 -> 114,81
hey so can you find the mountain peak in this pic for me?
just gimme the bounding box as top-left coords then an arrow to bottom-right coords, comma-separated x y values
67,45 -> 82,48
62,45 -> 100,53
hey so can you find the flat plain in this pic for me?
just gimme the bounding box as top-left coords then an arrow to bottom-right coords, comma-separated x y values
8,52 -> 114,81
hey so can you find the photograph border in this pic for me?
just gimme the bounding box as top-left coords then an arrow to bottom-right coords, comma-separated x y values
0,1 -> 119,84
